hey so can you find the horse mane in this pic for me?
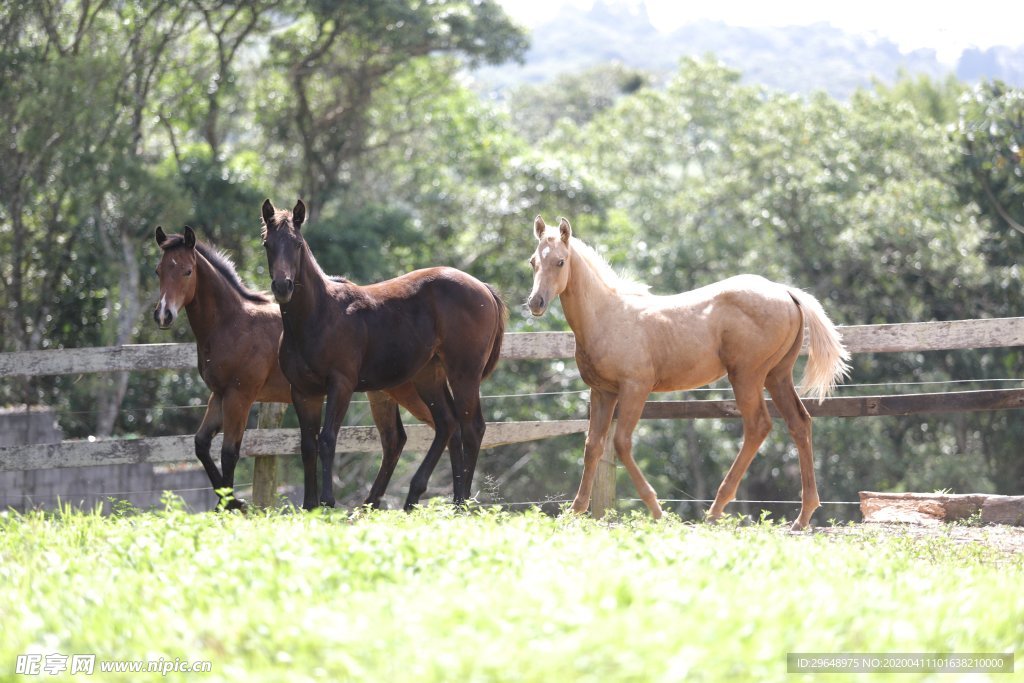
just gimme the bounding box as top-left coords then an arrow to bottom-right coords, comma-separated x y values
197,243 -> 272,304
570,236 -> 650,296
160,234 -> 270,304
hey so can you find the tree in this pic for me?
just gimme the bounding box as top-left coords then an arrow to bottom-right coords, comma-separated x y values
954,81 -> 1024,254
258,0 -> 528,221
506,62 -> 651,143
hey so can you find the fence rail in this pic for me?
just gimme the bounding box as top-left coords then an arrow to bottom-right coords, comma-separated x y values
4,317 -> 1024,378
2,319 -> 1024,512
0,420 -> 590,473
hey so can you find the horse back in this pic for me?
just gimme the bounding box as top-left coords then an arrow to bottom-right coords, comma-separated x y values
601,275 -> 803,391
355,267 -> 503,380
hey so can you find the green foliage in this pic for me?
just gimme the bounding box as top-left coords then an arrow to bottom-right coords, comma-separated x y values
953,81 -> 1024,267
873,72 -> 966,124
258,0 -> 527,209
305,204 -> 421,282
0,508 -> 1021,681
507,63 -> 652,143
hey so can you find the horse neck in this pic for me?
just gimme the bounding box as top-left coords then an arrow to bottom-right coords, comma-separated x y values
281,241 -> 332,330
558,248 -> 622,344
183,252 -> 243,344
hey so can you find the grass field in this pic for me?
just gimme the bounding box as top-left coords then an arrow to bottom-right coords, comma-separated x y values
1,501 -> 1021,682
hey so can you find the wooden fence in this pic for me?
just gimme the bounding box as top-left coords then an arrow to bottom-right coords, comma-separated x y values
2,318 -> 1024,513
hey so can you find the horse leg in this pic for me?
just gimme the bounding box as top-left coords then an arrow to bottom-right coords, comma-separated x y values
462,403 -> 484,500
316,377 -> 355,508
364,391 -> 407,508
404,366 -> 458,510
612,383 -> 662,519
218,389 -> 256,511
194,392 -> 225,494
385,381 -> 435,426
447,376 -> 486,503
571,389 -> 618,514
707,372 -> 773,522
766,369 -> 819,531
291,389 -> 324,511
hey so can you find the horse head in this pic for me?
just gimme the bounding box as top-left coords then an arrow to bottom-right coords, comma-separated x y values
261,198 -> 306,304
153,225 -> 199,329
527,215 -> 573,317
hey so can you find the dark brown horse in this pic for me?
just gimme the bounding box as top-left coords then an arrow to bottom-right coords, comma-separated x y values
153,225 -> 449,509
261,199 -> 507,510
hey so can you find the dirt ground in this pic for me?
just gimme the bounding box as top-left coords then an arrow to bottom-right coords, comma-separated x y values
816,522 -> 1024,556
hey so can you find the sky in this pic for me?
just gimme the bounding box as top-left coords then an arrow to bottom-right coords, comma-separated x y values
498,0 -> 1024,64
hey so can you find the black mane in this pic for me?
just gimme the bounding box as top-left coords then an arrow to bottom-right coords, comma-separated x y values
160,234 -> 271,304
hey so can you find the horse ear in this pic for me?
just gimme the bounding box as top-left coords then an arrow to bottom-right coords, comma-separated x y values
261,199 -> 276,229
183,225 -> 196,249
559,217 -> 572,244
292,199 -> 306,228
534,215 -> 546,240
155,226 -> 167,246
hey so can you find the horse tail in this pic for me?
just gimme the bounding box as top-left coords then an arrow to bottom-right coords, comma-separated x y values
482,283 -> 507,380
788,288 -> 851,403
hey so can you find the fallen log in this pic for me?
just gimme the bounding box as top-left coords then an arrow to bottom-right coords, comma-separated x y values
859,491 -> 1024,526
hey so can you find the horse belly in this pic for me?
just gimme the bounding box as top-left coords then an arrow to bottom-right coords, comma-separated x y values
638,315 -> 729,389
652,363 -> 727,393
356,343 -> 436,392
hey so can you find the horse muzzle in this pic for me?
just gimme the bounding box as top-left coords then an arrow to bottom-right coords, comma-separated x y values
153,302 -> 176,329
271,277 -> 294,304
528,293 -> 547,317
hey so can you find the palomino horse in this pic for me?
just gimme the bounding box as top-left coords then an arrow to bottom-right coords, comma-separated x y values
527,216 -> 850,530
261,199 -> 507,511
153,226 -> 449,510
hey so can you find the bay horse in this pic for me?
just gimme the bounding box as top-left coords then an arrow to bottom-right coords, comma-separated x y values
527,216 -> 850,530
261,199 -> 507,511
153,225 -> 449,510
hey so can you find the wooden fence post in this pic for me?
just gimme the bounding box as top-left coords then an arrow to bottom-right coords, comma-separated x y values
252,403 -> 286,508
590,420 -> 617,518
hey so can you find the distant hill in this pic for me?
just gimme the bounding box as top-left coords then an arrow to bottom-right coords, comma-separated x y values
476,1 -> 1024,97
957,45 -> 1024,84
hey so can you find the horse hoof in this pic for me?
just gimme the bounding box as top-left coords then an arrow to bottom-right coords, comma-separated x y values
790,520 -> 811,532
218,497 -> 247,513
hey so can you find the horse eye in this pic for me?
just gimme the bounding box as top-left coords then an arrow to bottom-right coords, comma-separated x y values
557,259 -> 565,267
185,268 -> 193,276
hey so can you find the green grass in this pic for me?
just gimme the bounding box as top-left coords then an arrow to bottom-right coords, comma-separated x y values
1,501 -> 1021,682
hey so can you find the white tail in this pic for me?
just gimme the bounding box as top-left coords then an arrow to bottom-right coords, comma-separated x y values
789,289 -> 851,402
